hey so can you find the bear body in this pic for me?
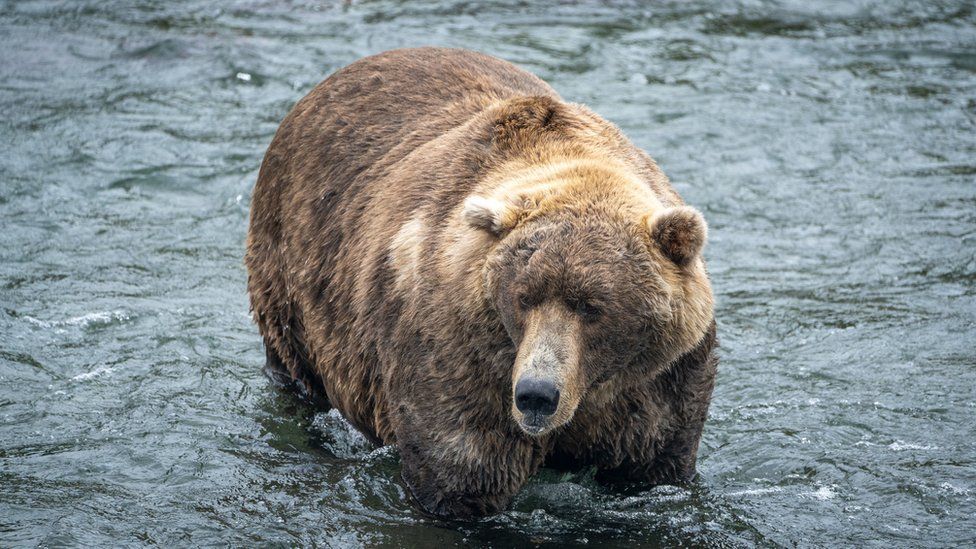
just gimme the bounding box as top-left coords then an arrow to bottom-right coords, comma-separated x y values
246,47 -> 717,518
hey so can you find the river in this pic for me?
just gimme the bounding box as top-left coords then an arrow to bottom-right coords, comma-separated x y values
2,1 -> 975,546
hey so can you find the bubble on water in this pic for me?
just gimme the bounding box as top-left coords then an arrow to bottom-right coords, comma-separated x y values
312,409 -> 374,459
807,486 -> 837,501
605,487 -> 692,513
726,486 -> 784,497
70,365 -> 116,381
939,483 -> 970,495
365,445 -> 397,460
888,440 -> 938,451
24,310 -> 130,330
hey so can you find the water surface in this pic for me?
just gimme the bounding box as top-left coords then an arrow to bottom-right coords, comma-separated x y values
2,0 -> 975,546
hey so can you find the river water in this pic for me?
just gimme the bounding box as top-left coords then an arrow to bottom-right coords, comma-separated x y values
2,1 -> 975,546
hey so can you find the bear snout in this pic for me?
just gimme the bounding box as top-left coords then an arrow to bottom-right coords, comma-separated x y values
514,376 -> 560,417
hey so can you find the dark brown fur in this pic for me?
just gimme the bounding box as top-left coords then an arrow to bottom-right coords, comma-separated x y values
246,47 -> 717,518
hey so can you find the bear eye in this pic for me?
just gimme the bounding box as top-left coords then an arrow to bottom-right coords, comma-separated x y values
518,293 -> 533,310
570,298 -> 601,319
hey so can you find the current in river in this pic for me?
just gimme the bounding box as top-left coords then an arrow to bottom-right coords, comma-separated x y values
2,1 -> 975,546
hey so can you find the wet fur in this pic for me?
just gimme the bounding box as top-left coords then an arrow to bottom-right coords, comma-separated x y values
246,47 -> 718,518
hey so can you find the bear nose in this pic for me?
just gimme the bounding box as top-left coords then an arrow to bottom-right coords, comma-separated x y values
514,377 -> 560,417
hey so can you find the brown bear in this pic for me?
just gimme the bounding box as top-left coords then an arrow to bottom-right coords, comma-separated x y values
245,47 -> 717,519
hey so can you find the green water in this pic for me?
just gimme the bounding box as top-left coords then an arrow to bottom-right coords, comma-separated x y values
2,1 -> 975,546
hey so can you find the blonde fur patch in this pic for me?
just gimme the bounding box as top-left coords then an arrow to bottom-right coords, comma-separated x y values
389,216 -> 426,294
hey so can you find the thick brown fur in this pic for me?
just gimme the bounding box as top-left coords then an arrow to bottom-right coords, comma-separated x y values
246,47 -> 718,518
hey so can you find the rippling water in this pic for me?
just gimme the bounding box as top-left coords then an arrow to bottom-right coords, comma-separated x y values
2,1 -> 975,546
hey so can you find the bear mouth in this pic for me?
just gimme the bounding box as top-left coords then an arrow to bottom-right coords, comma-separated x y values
517,411 -> 551,435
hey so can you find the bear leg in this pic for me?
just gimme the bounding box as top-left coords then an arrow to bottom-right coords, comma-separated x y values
593,425 -> 702,486
261,339 -> 330,409
393,402 -> 547,519
595,321 -> 718,487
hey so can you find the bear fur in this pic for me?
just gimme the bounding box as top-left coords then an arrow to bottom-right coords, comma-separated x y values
245,47 -> 717,518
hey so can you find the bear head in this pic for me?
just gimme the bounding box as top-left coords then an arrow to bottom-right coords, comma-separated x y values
463,175 -> 714,436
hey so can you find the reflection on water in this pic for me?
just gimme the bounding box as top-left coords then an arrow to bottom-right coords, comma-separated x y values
2,0 -> 975,546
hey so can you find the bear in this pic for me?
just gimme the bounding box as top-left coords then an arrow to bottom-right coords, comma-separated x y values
245,47 -> 717,519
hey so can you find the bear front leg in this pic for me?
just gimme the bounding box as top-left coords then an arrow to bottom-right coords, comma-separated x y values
596,322 -> 718,487
393,401 -> 547,519
594,421 -> 705,485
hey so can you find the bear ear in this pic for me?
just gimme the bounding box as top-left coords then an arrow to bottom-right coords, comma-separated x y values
462,195 -> 514,237
646,206 -> 708,266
